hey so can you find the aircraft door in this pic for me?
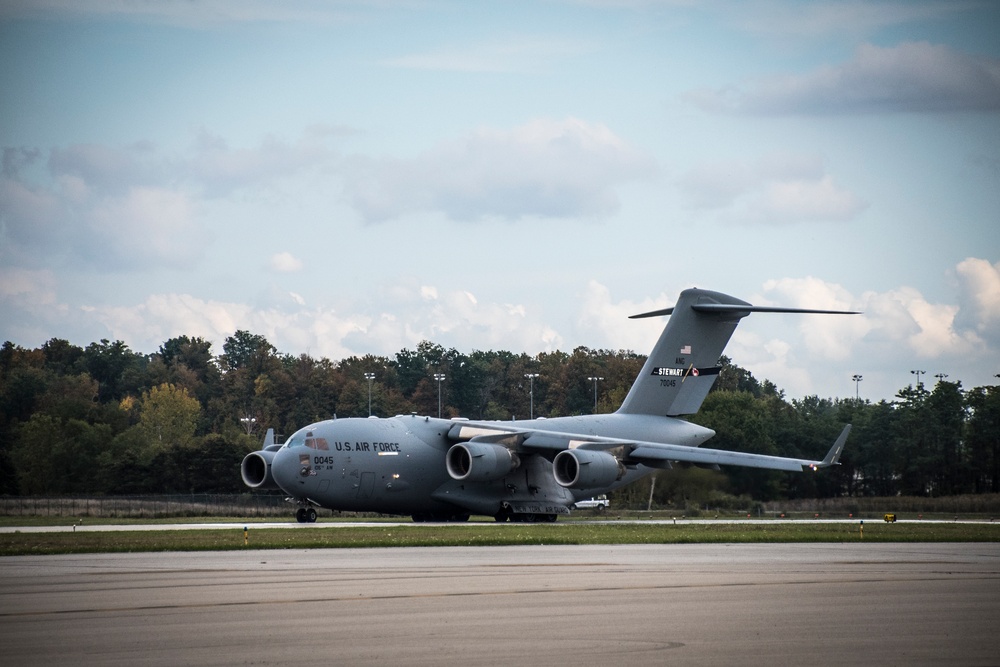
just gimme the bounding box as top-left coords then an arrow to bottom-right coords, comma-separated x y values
357,471 -> 375,499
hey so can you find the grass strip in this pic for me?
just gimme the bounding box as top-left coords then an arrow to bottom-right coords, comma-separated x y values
2,522 -> 998,556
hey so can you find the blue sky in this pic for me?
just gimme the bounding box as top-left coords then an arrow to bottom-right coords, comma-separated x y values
2,0 -> 998,402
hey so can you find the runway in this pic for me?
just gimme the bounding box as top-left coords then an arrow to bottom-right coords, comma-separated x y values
2,517 -> 994,533
2,543 -> 998,666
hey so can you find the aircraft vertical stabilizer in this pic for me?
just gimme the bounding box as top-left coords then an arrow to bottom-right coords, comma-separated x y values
617,289 -> 750,417
617,288 -> 858,417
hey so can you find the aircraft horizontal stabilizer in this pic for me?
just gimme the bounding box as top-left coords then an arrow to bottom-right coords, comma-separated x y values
629,304 -> 860,319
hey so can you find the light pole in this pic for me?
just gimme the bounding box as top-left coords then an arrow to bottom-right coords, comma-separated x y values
364,372 -> 375,416
240,416 -> 256,435
524,373 -> 539,419
911,369 -> 926,390
433,373 -> 446,418
587,376 -> 603,413
934,373 -> 948,384
852,374 -> 863,401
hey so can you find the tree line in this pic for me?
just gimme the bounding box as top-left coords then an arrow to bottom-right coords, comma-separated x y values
1,332 -> 997,503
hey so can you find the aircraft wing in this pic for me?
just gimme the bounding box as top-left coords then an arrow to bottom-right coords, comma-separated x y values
448,422 -> 851,473
448,421 -> 625,452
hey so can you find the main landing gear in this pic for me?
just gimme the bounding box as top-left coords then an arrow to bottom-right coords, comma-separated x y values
295,507 -> 317,523
411,512 -> 471,522
493,506 -> 557,523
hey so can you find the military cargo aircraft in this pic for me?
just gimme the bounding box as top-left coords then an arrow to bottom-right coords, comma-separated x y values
242,287 -> 855,523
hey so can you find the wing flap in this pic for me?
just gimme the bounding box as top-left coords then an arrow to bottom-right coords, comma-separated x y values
628,444 -> 806,472
627,424 -> 852,472
522,432 -> 621,451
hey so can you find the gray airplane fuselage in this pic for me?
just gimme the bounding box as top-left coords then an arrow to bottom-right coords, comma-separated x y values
267,413 -> 716,518
244,287 -> 855,522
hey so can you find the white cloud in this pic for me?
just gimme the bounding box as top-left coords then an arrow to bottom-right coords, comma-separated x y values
89,187 -> 203,268
734,2 -> 963,39
92,294 -> 250,348
0,0 -> 361,26
189,128 -> 337,197
382,36 -> 591,73
48,142 -> 162,194
576,280 -> 673,353
760,277 -> 864,360
579,267 -> 1000,399
0,267 -> 59,307
753,273 -> 999,396
78,283 -> 564,363
269,252 -> 303,273
0,131 -> 339,271
955,257 -> 1000,347
343,117 -> 657,223
403,286 -> 563,353
0,176 -> 65,251
4,263 -> 999,400
678,153 -> 867,225
0,267 -> 71,346
686,42 -> 1000,115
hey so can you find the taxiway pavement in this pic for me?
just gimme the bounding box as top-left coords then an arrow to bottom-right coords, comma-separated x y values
1,543 -> 998,666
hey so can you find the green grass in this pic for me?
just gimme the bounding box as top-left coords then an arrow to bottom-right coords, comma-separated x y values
2,521 -> 998,556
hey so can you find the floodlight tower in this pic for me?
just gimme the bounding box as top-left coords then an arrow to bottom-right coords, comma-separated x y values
587,376 -> 604,413
433,373 -> 446,418
524,373 -> 540,419
364,372 -> 376,416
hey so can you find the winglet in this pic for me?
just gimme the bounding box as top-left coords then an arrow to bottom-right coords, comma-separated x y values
814,424 -> 851,468
263,428 -> 275,448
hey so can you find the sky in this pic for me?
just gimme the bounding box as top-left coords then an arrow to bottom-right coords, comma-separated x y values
1,0 -> 999,403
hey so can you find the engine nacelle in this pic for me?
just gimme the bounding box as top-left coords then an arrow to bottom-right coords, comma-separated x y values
446,441 -> 520,483
553,449 -> 624,490
241,449 -> 280,490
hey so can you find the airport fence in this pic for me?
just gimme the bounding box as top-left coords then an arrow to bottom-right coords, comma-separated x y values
762,493 -> 1000,517
0,494 -> 293,519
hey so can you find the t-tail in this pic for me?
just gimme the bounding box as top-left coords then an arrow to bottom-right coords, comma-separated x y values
617,288 -> 858,418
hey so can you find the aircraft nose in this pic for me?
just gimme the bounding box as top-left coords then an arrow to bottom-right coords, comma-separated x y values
270,446 -> 301,492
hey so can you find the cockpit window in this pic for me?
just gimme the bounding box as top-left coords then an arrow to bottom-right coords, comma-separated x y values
305,437 -> 329,450
285,430 -> 309,448
284,427 -> 329,450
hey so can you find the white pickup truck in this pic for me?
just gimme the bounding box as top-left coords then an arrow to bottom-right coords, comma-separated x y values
574,495 -> 610,510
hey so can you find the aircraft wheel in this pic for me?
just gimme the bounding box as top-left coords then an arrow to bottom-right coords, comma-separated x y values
307,508 -> 317,523
411,514 -> 424,522
494,507 -> 511,522
543,513 -> 558,523
296,508 -> 308,523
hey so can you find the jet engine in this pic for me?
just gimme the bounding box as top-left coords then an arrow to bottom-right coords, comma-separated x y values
446,441 -> 520,483
552,449 -> 624,489
241,449 -> 281,490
